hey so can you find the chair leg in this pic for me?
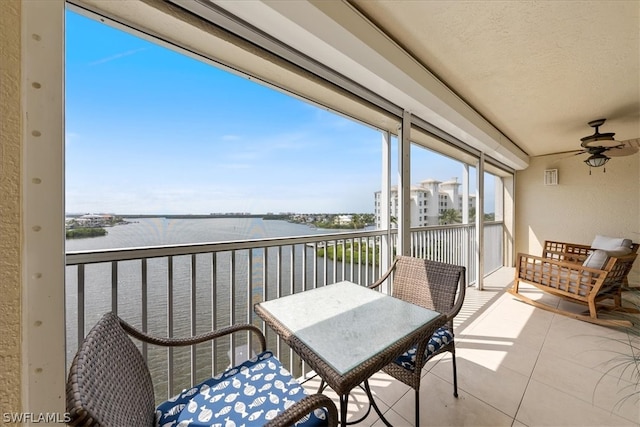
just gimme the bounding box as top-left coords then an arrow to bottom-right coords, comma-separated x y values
340,393 -> 348,427
415,389 -> 420,426
452,351 -> 458,398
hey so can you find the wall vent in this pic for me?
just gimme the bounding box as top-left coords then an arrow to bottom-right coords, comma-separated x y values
544,169 -> 558,186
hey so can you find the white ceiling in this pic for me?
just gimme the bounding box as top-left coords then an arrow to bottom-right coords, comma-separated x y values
349,0 -> 640,158
201,0 -> 639,168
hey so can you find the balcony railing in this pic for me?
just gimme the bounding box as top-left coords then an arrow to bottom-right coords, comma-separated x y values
65,222 -> 503,402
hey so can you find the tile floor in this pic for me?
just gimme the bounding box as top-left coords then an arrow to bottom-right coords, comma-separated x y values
302,267 -> 640,426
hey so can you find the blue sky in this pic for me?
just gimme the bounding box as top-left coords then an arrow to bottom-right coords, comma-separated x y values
65,10 -> 489,215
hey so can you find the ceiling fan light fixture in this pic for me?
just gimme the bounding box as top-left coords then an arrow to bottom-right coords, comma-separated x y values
584,153 -> 610,168
572,118 -> 636,173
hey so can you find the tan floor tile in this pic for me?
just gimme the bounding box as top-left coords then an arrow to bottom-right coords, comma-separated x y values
463,294 -> 553,347
541,316 -> 635,377
393,372 -> 513,426
482,267 -> 516,287
420,352 -> 447,374
369,408 -> 412,427
532,349 -> 640,424
459,311 -> 551,360
517,378 -> 638,426
509,281 -> 564,308
367,371 -> 411,408
302,375 -> 390,426
455,336 -> 540,380
429,352 -> 529,417
455,289 -> 506,331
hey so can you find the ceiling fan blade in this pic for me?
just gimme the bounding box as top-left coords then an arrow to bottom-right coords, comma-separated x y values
607,138 -> 640,157
536,150 -> 587,167
534,149 -> 584,158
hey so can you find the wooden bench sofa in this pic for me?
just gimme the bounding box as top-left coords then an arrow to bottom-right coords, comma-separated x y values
509,235 -> 639,327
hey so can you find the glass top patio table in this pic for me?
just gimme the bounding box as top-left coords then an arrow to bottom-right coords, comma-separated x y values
254,280 -> 445,393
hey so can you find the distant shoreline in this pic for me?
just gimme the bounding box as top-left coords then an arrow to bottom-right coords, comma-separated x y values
66,213 -> 288,220
125,214 -> 271,219
64,213 -> 374,230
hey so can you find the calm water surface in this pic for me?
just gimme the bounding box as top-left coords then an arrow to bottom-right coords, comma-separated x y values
65,217 -> 374,399
65,217 -> 333,251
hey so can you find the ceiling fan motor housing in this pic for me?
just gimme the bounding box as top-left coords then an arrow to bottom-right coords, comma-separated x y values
580,118 -> 617,148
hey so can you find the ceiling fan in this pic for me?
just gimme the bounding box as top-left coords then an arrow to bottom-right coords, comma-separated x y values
574,118 -> 639,173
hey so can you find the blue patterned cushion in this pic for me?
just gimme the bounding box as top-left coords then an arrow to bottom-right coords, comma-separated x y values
394,327 -> 454,371
156,351 -> 328,427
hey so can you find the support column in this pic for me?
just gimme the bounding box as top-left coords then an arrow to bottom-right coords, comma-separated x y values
502,175 -> 515,267
398,111 -> 411,257
462,165 -> 469,224
379,130 -> 392,291
462,164 -> 470,281
476,154 -> 485,289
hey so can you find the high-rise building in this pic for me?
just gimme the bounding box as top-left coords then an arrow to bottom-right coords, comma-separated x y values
374,177 -> 476,228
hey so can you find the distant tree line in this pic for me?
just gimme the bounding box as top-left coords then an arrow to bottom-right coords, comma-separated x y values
439,208 -> 495,225
66,227 -> 107,239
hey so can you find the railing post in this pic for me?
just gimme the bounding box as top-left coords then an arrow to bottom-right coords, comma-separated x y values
190,254 -> 197,386
77,265 -> 85,350
167,256 -> 174,396
141,259 -> 148,361
211,252 -> 218,375
111,262 -> 118,315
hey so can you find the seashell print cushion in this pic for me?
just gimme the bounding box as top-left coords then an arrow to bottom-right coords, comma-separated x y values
393,326 -> 453,371
155,350 -> 329,427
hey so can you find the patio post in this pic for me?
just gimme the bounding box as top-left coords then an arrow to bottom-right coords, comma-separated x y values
476,153 -> 485,289
380,130 -> 392,289
397,110 -> 411,256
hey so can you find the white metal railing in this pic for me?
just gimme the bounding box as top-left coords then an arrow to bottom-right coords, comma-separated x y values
408,221 -> 503,284
483,221 -> 505,275
65,222 -> 503,402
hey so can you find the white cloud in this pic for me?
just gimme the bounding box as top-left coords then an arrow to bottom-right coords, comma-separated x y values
89,48 -> 147,66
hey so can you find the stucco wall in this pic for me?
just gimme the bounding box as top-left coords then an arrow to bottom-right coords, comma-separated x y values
0,0 -> 23,416
515,151 -> 640,285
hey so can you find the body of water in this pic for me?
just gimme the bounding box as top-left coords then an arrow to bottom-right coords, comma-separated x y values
65,216 -> 337,251
65,217 -> 378,400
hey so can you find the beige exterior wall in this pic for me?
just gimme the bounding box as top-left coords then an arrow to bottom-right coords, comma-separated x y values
0,0 -> 23,416
515,152 -> 640,285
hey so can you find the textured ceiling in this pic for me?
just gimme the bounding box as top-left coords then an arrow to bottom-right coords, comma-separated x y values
349,0 -> 640,158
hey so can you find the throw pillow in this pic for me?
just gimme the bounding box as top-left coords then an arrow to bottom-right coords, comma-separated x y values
591,235 -> 632,251
582,249 -> 609,270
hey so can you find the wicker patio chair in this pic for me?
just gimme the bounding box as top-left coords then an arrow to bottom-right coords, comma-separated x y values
66,312 -> 338,427
368,256 -> 466,426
